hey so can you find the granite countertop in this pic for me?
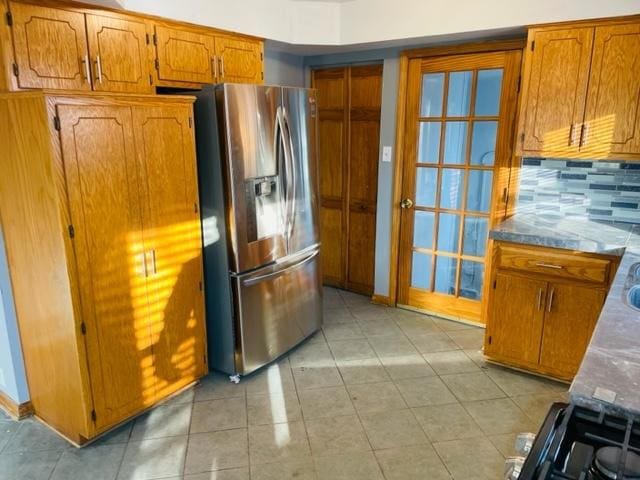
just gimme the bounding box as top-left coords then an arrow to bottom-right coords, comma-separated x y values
489,214 -> 640,419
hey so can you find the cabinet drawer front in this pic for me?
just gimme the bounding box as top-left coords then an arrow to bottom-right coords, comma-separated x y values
496,245 -> 611,284
154,25 -> 215,84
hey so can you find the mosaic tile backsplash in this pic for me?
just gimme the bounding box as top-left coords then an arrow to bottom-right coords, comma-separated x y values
517,159 -> 640,224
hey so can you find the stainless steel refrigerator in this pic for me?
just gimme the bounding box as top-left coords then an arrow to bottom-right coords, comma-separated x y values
193,83 -> 322,378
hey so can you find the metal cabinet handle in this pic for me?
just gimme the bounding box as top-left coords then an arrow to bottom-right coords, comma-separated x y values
212,55 -> 218,80
547,287 -> 555,313
137,252 -> 148,278
220,56 -> 225,78
536,288 -> 543,310
536,262 -> 563,269
579,123 -> 589,147
568,124 -> 575,146
95,55 -> 103,84
400,198 -> 414,209
82,55 -> 91,83
151,249 -> 157,275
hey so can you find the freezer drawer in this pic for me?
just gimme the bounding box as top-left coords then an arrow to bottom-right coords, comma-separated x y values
231,247 -> 322,375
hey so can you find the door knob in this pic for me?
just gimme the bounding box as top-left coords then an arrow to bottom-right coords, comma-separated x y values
400,198 -> 414,209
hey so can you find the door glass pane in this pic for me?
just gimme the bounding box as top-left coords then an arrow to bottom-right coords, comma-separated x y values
434,256 -> 457,295
462,217 -> 488,256
417,122 -> 441,163
415,167 -> 437,207
437,213 -> 460,253
439,168 -> 463,210
475,69 -> 503,116
411,251 -> 432,289
446,71 -> 472,116
466,170 -> 493,212
459,260 -> 484,300
470,121 -> 497,166
420,73 -> 444,117
413,211 -> 435,249
443,122 -> 467,164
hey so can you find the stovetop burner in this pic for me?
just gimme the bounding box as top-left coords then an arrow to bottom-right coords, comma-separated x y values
517,403 -> 640,480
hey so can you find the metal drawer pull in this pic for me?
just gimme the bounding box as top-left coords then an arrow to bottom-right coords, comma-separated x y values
536,262 -> 563,269
243,250 -> 319,286
151,249 -> 157,275
95,55 -> 103,84
220,56 -> 225,78
547,287 -> 555,313
82,55 -> 91,83
212,55 -> 218,79
568,124 -> 575,146
536,288 -> 543,310
137,252 -> 148,278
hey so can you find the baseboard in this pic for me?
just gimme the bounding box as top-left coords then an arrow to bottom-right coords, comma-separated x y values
371,294 -> 394,306
0,390 -> 33,420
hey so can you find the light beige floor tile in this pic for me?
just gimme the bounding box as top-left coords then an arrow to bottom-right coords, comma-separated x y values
379,354 -> 437,380
246,391 -> 302,425
433,318 -> 476,331
337,358 -> 391,385
440,372 -> 505,402
359,409 -> 428,450
314,451 -> 384,480
394,376 -> 457,407
356,318 -> 404,337
298,386 -> 356,419
248,421 -> 311,466
464,398 -> 537,435
292,366 -> 343,390
0,450 -> 62,480
367,335 -> 418,357
349,305 -> 391,321
118,435 -> 188,480
322,322 -> 363,341
289,342 -> 336,368
340,290 -> 371,307
410,333 -> 460,354
250,459 -> 317,480
184,430 -> 249,475
323,309 -> 357,325
412,403 -> 484,442
3,418 -> 71,453
394,316 -> 442,336
423,350 -> 480,375
375,444 -> 452,480
184,467 -> 249,480
434,436 -> 504,480
463,348 -> 490,368
51,444 -> 125,480
446,329 -> 485,350
305,414 -> 371,457
511,392 -> 567,424
195,373 -> 246,402
243,361 -> 296,395
130,403 -> 192,440
347,381 -> 407,414
190,397 -> 247,433
485,366 -> 557,396
488,432 -> 519,458
327,339 -> 376,361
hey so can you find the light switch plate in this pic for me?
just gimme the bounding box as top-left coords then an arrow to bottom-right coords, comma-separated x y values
382,145 -> 392,163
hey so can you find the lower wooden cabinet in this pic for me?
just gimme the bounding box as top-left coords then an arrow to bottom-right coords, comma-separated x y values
484,241 -> 616,380
0,92 -> 207,443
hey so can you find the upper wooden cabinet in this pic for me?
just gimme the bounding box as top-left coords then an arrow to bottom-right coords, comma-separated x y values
0,0 -> 264,92
516,18 -> 640,160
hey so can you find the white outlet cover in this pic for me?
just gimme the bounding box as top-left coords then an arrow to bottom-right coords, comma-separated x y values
382,146 -> 392,163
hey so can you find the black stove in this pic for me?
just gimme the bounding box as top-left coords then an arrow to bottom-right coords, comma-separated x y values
518,403 -> 640,480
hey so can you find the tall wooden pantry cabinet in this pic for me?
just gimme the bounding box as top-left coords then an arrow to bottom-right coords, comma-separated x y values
0,92 -> 207,444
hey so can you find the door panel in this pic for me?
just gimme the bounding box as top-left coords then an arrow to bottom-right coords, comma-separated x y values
520,27 -> 594,156
86,14 -> 152,93
583,24 -> 640,157
485,273 -> 547,367
539,284 -> 605,378
282,87 -> 320,255
222,84 -> 286,272
9,2 -> 90,90
154,25 -> 215,84
216,36 -> 263,84
58,104 -> 151,430
320,207 -> 343,283
132,105 -> 206,400
233,249 -> 322,375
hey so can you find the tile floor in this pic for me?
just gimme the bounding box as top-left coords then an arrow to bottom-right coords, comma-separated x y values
0,287 -> 569,480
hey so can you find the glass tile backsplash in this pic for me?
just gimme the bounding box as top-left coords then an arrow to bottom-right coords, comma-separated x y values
517,159 -> 640,224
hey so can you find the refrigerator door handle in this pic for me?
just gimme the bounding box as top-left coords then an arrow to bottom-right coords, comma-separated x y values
282,109 -> 297,235
276,106 -> 294,247
242,249 -> 319,286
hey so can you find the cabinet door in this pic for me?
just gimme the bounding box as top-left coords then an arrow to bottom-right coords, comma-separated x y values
154,25 -> 216,84
9,2 -> 91,90
519,27 -> 594,156
582,23 -> 640,158
132,104 -> 207,401
85,14 -> 152,93
215,36 -> 263,84
539,284 -> 605,378
485,272 -> 547,367
58,104 -> 152,431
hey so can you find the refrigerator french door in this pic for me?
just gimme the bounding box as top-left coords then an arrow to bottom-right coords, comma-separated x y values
194,83 -> 322,377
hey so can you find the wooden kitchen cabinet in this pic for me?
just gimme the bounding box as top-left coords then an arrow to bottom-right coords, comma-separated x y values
215,35 -> 263,84
0,92 -> 206,443
484,241 -> 616,380
516,17 -> 640,160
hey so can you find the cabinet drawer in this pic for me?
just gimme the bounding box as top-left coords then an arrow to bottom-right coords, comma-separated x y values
496,244 -> 611,284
